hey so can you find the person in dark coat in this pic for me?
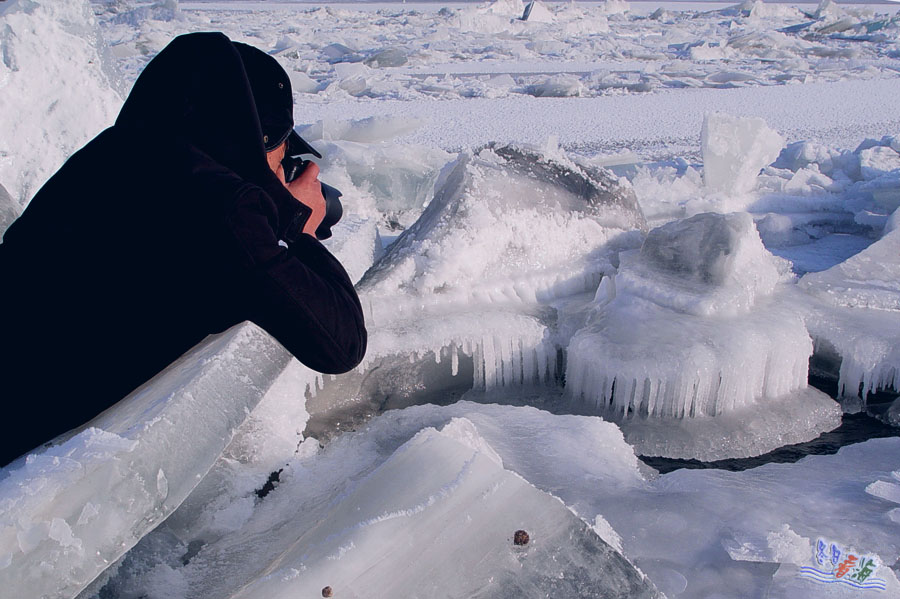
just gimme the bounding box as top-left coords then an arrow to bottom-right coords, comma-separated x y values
0,32 -> 367,466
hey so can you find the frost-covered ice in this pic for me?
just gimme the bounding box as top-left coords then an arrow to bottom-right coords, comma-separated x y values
0,323 -> 293,599
565,212 -> 841,459
568,214 -> 799,412
327,143 -> 646,421
799,210 -> 900,312
358,143 -> 645,311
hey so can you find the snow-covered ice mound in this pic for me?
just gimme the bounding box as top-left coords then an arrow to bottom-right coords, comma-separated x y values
315,145 -> 646,429
0,0 -> 121,208
0,323 -> 293,599
359,143 -> 646,312
798,210 -> 900,400
566,212 -> 841,459
89,403 -> 660,599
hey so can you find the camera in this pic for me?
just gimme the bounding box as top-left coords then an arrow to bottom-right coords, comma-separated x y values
282,152 -> 343,241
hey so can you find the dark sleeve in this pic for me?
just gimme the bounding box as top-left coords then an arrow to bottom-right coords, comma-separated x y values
225,183 -> 367,374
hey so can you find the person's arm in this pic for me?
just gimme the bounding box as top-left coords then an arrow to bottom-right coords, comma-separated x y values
225,179 -> 366,374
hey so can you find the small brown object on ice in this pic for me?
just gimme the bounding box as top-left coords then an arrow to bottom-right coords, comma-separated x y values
513,530 -> 530,546
322,586 -> 334,597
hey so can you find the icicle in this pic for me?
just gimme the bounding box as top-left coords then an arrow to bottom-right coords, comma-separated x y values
451,343 -> 459,377
523,346 -> 536,385
498,335 -> 508,387
512,339 -> 523,386
473,341 -> 484,390
483,336 -> 497,391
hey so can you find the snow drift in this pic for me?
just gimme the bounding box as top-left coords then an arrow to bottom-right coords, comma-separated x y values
0,0 -> 121,209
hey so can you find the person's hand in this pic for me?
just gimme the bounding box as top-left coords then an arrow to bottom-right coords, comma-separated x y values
284,161 -> 326,238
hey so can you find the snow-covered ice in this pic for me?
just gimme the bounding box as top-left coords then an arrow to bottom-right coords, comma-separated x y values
0,0 -> 122,208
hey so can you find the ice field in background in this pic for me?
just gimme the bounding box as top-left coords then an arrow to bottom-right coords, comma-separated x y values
1,0 -> 900,597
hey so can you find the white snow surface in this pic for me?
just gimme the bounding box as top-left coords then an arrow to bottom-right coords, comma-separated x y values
0,0 -> 122,208
3,0 -> 900,598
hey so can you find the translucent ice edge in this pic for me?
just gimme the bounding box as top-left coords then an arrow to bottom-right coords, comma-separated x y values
605,386 -> 842,461
0,322 -> 293,599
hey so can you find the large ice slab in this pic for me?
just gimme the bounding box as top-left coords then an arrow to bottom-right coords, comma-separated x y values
86,403 -> 659,599
0,322 -> 293,599
619,212 -> 792,316
227,424 -> 659,599
567,213 -> 801,414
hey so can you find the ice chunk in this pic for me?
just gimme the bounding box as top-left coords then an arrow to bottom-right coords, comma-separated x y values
321,215 -> 380,284
617,212 -> 792,316
0,322 -> 293,599
304,311 -> 559,440
564,213 -> 830,458
866,479 -> 900,504
884,398 -> 900,428
524,74 -> 583,97
723,524 -> 811,565
287,71 -> 319,94
484,0 -> 526,17
859,146 -> 900,181
596,0 -> 630,15
97,404 -> 659,599
303,137 -> 452,231
602,386 -> 841,460
0,182 -> 20,238
300,115 -> 427,144
224,427 -> 658,599
799,221 -> 900,312
363,47 -> 408,68
0,0 -> 122,208
522,0 -> 554,23
358,144 -> 646,314
701,113 -> 785,195
803,299 -> 900,399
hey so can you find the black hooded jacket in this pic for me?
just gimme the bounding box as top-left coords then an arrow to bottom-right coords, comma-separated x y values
0,33 -> 367,466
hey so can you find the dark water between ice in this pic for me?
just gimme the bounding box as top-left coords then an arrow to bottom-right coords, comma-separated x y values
641,377 -> 900,474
